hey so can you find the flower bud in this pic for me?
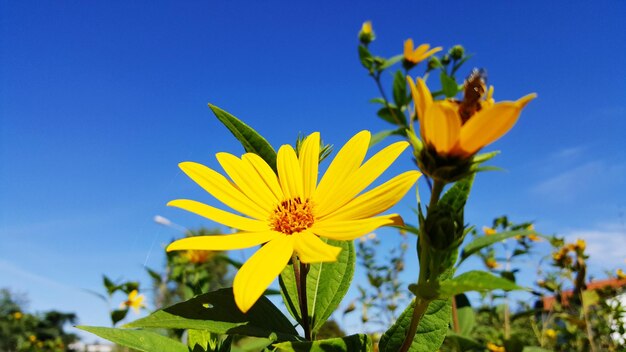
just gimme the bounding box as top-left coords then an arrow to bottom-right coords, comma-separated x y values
441,54 -> 451,65
358,21 -> 375,45
427,56 -> 442,71
449,45 -> 465,60
423,202 -> 464,251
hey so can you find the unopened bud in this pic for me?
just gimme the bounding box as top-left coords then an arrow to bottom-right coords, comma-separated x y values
427,56 -> 442,71
358,21 -> 375,45
441,54 -> 451,65
449,45 -> 465,60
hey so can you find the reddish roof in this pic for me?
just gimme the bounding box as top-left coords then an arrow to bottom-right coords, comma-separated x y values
542,278 -> 626,311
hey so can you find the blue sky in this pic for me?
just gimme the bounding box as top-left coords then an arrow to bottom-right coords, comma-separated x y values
1,0 -> 625,341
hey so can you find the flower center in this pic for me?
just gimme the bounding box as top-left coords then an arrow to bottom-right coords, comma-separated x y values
270,197 -> 315,235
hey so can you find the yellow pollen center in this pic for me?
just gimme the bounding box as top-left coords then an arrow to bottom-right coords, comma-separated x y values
270,197 -> 315,235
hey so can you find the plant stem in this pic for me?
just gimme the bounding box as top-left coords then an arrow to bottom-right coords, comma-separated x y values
373,74 -> 404,127
399,180 -> 445,352
399,298 -> 431,352
292,255 -> 311,340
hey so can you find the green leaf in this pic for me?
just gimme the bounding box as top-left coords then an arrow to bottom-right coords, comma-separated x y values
77,326 -> 188,352
125,288 -> 299,341
274,334 -> 372,352
308,239 -> 355,333
380,54 -> 404,70
458,230 -> 548,264
369,128 -> 405,147
522,347 -> 554,352
188,330 -> 213,352
111,309 -> 129,326
377,106 -> 405,126
393,70 -> 408,107
146,268 -> 162,283
103,275 -> 117,295
582,289 -> 600,312
358,45 -> 374,71
209,104 -> 277,172
378,299 -> 451,352
440,72 -> 460,98
438,175 -> 474,213
437,271 -> 524,298
278,240 -> 356,334
444,332 -> 483,351
454,294 -> 475,336
369,97 -> 387,105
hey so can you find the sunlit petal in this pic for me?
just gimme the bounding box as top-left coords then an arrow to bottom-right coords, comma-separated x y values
315,131 -> 370,214
429,102 -> 461,154
277,145 -> 304,199
321,171 -> 420,221
293,231 -> 342,263
233,235 -> 294,312
166,231 -> 280,252
168,199 -> 269,232
178,162 -> 268,219
299,132 -> 320,199
316,141 -> 409,218
242,153 -> 284,201
313,215 -> 403,241
458,93 -> 537,155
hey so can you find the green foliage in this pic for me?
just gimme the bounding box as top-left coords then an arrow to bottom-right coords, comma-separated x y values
78,326 -> 188,352
209,103 -> 278,172
125,288 -> 299,341
435,271 -> 524,298
378,299 -> 451,352
274,334 -> 372,352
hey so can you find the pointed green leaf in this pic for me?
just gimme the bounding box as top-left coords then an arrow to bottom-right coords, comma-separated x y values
125,288 -> 299,341
393,70 -> 408,107
358,45 -> 374,71
111,309 -> 129,326
370,128 -> 406,147
278,265 -> 301,324
209,104 -> 277,172
454,294 -> 475,336
77,326 -> 188,352
438,174 -> 474,212
308,239 -> 355,333
378,299 -> 451,352
444,332 -> 483,351
380,54 -> 404,70
459,230 -> 549,264
437,271 -> 524,298
274,334 -> 372,352
377,106 -> 405,126
440,72 -> 460,98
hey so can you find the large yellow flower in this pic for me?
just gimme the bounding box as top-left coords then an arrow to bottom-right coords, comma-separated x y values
407,76 -> 536,158
403,39 -> 442,65
167,131 -> 420,312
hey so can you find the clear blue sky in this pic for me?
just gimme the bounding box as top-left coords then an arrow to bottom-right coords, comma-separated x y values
1,0 -> 625,341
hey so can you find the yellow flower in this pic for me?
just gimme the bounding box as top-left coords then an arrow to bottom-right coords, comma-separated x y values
407,76 -> 536,158
403,39 -> 442,65
359,21 -> 375,44
527,233 -> 541,242
361,21 -> 373,36
12,311 -> 23,320
545,328 -> 557,339
483,226 -> 496,236
575,238 -> 586,251
121,290 -> 145,313
617,269 -> 626,280
167,131 -> 420,312
485,258 -> 500,269
184,249 -> 214,264
486,342 -> 505,352
29,335 -> 37,343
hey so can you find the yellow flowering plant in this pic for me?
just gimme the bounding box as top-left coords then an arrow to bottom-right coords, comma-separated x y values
78,21 -> 565,352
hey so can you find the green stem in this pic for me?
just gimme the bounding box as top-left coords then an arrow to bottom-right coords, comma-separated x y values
399,180 -> 445,352
292,255 -> 311,340
373,73 -> 404,127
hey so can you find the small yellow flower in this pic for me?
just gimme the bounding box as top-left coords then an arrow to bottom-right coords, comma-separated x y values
403,39 -> 442,65
167,131 -> 420,312
527,224 -> 535,231
407,76 -> 536,159
617,269 -> 626,280
12,311 -> 23,320
483,226 -> 496,236
184,249 -> 214,264
29,335 -> 37,342
545,328 -> 557,339
527,234 -> 541,242
359,21 -> 375,44
361,21 -> 373,36
36,341 -> 44,348
575,238 -> 586,251
485,258 -> 500,269
486,342 -> 505,352
121,290 -> 145,313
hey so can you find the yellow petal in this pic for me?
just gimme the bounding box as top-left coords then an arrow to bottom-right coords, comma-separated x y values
313,215 -> 403,241
458,93 -> 536,155
216,153 -> 277,213
320,170 -> 420,221
166,231 -> 280,252
167,199 -> 269,232
414,43 -> 430,56
403,39 -> 414,59
242,153 -> 284,201
420,46 -> 443,60
407,77 -> 432,139
314,131 -> 370,214
293,231 -> 341,263
178,162 -> 268,219
298,132 -> 320,199
277,144 -> 304,199
233,235 -> 294,312
315,141 -> 409,218
428,102 -> 461,154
